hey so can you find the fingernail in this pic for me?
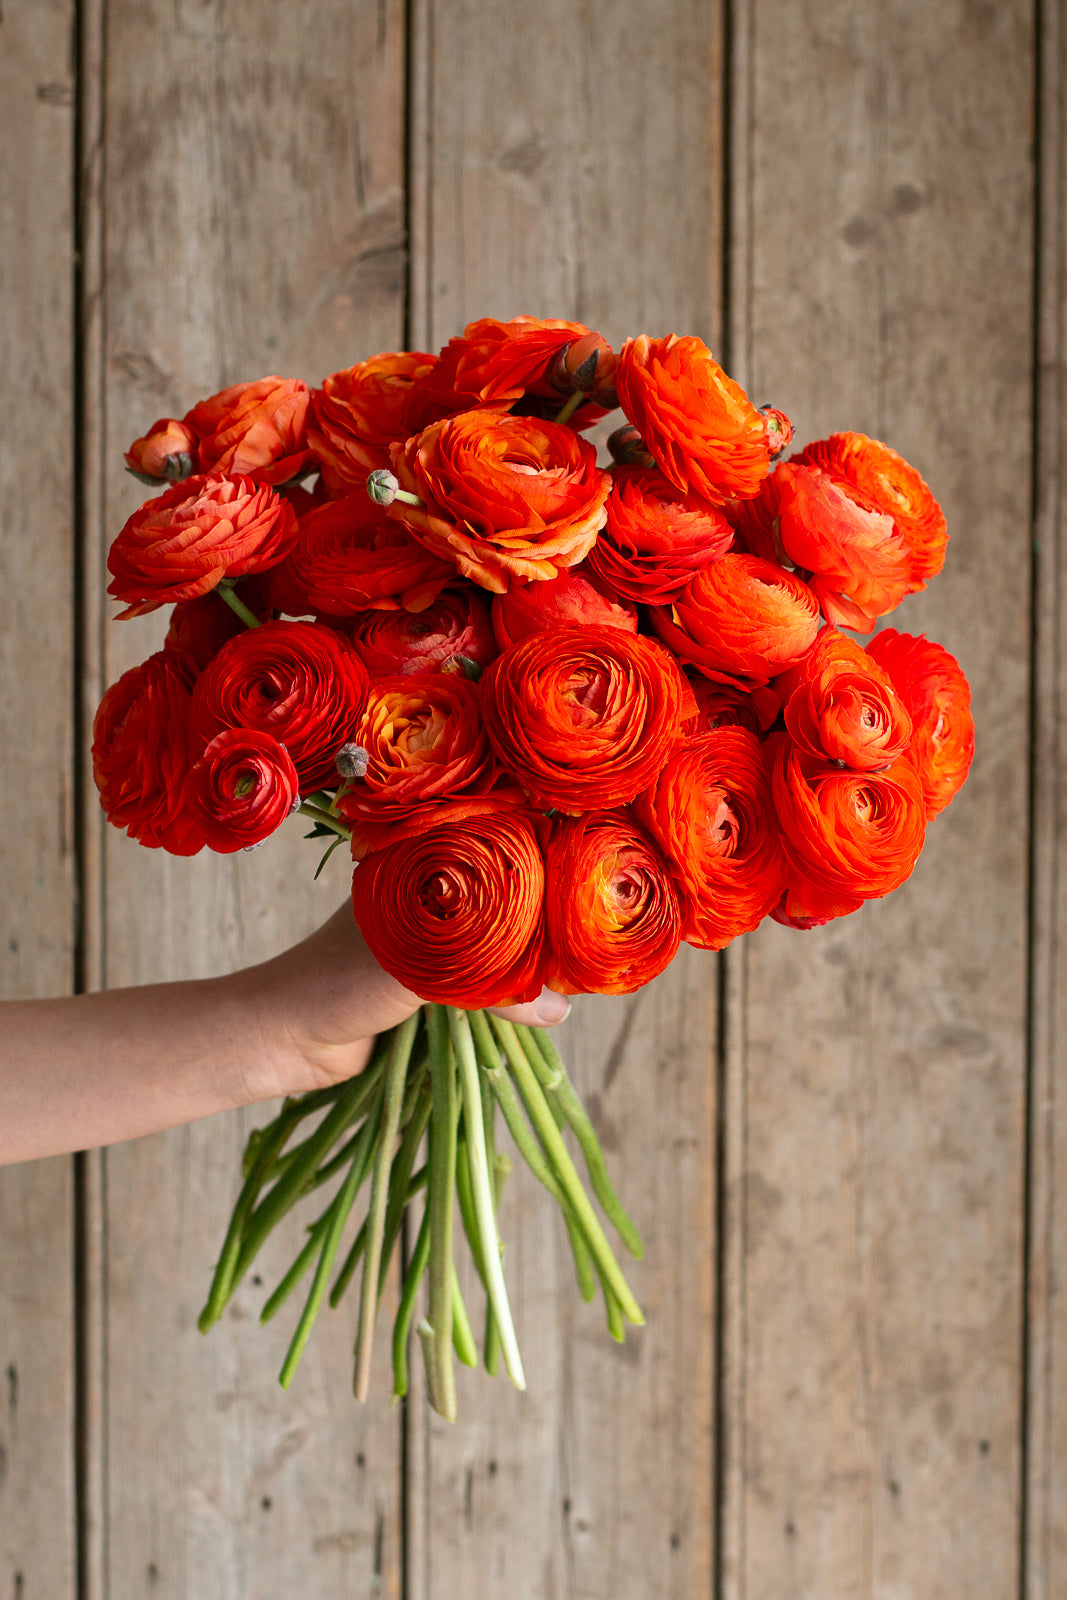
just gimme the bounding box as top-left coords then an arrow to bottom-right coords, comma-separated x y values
534,987 -> 571,1026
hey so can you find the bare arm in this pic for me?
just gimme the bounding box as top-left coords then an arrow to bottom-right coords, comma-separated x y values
0,905 -> 570,1165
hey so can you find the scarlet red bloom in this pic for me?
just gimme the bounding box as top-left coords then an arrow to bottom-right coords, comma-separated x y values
107,474 -> 297,618
183,729 -> 299,852
349,586 -> 496,678
651,552 -> 821,686
339,674 -> 519,857
774,626 -> 913,770
124,418 -> 196,482
164,577 -> 273,669
92,649 -> 205,855
389,408 -> 610,592
270,494 -> 454,617
407,316 -> 607,427
491,570 -> 637,650
184,376 -> 313,484
543,813 -> 682,994
795,432 -> 948,585
480,624 -> 686,812
309,351 -> 436,497
190,620 -> 369,795
350,811 -> 546,1007
616,335 -> 783,503
585,466 -> 734,605
635,728 -> 787,948
866,629 -> 974,817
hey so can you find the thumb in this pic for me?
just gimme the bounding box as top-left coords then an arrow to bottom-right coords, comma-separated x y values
490,985 -> 571,1030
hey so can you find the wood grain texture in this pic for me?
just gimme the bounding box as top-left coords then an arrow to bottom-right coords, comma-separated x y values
1028,0 -> 1067,1591
407,4 -> 722,1595
0,6 -> 78,1596
723,4 -> 1033,1596
81,3 -> 408,1594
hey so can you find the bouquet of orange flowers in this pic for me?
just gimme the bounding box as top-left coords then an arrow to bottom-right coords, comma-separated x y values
94,317 -> 974,1418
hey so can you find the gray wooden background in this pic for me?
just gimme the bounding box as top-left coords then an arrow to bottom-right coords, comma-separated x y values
0,1 -> 1058,1595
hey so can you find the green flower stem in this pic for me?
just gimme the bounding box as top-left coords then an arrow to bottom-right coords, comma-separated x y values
454,1135 -> 483,1285
520,1025 -> 644,1259
489,1016 -> 644,1328
260,1212 -> 333,1324
199,1107 -> 301,1330
447,1007 -> 526,1391
216,579 -> 261,629
376,1088 -> 433,1302
426,1006 -> 458,1422
330,1163 -> 429,1311
297,800 -> 352,841
483,1152 -> 511,1376
553,390 -> 585,426
279,1079 -> 386,1390
451,1266 -> 478,1369
266,1067 -> 384,1191
240,1081 -> 346,1178
354,1012 -> 420,1402
392,1206 -> 431,1400
561,1208 -> 598,1303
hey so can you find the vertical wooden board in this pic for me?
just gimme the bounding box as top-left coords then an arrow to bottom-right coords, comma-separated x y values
724,4 -> 1032,1597
1027,1 -> 1067,1592
409,4 -> 722,1594
84,2 -> 407,1594
0,7 -> 77,1597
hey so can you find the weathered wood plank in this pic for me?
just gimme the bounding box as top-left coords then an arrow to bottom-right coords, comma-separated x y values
723,4 -> 1033,1596
1027,0 -> 1067,1591
408,4 -> 722,1594
0,6 -> 78,1596
81,3 -> 408,1594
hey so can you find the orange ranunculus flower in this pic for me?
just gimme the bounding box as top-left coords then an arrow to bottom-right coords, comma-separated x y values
635,728 -> 787,948
543,812 -> 682,995
183,376 -> 312,485
190,620 -> 369,795
794,432 -> 948,585
91,649 -> 205,856
615,335 -> 784,503
350,810 -> 547,1007
349,585 -> 497,678
308,350 -> 436,497
269,494 -> 455,617
751,462 -> 913,631
866,629 -> 974,817
774,625 -> 913,771
770,873 -> 865,930
183,729 -> 299,853
338,674 -> 520,857
481,624 -> 687,813
687,676 -> 780,737
491,570 -> 637,649
389,408 -> 611,592
650,551 -> 821,686
585,466 -> 735,605
124,417 -> 197,483
107,474 -> 298,618
770,732 -> 927,903
406,316 -> 611,428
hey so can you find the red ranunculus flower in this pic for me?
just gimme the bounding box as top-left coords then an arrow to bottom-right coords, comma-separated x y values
543,812 -> 682,994
616,334 -> 785,503
183,728 -> 299,852
774,625 -> 913,770
491,570 -> 637,650
92,649 -> 205,855
635,727 -> 787,948
406,315 -> 609,428
687,676 -> 780,736
794,432 -> 948,585
190,620 -> 369,795
184,376 -> 313,484
480,624 -> 686,812
866,629 -> 974,817
389,408 -> 611,592
308,350 -> 437,497
650,551 -> 821,686
338,674 -> 520,857
585,465 -> 735,605
107,474 -> 297,618
350,810 -> 546,1007
348,585 -> 496,677
269,494 -> 454,617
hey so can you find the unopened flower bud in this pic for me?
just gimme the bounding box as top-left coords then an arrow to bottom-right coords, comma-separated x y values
548,332 -> 619,400
124,417 -> 198,483
366,468 -> 399,507
335,742 -> 370,780
607,424 -> 656,469
761,405 -> 794,459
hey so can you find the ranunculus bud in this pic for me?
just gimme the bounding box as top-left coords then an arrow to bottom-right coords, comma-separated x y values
760,405 -> 794,459
335,742 -> 370,780
607,424 -> 656,469
547,332 -> 619,408
367,469 -> 400,506
124,418 -> 198,484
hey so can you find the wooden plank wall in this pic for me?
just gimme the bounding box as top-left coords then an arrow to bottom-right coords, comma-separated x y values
0,2 -> 1055,1597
